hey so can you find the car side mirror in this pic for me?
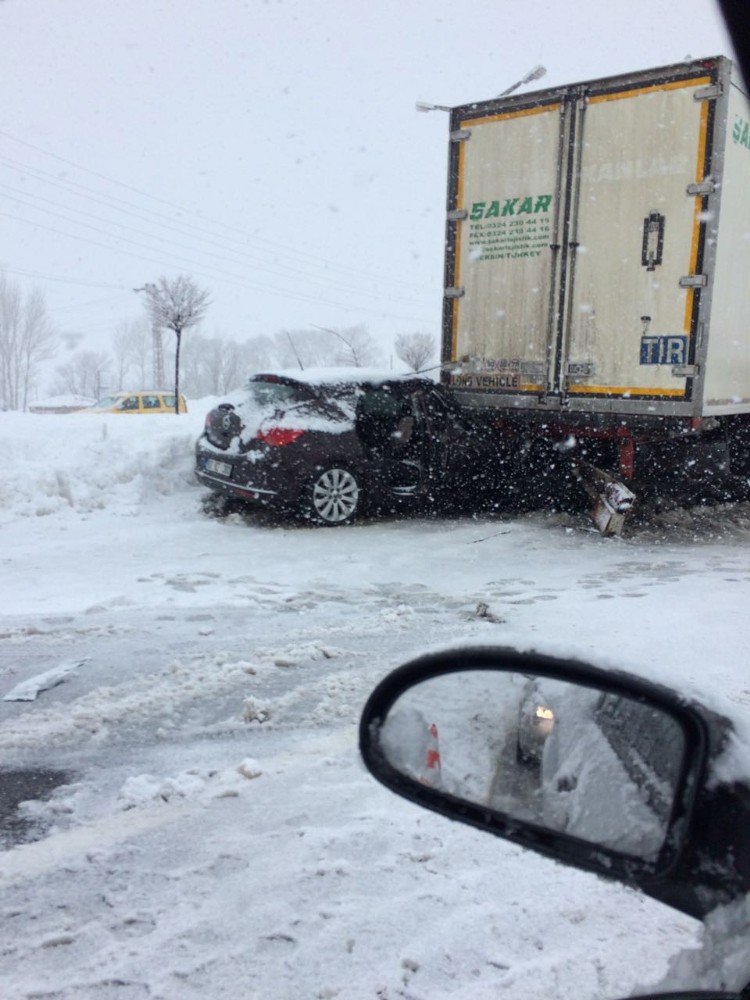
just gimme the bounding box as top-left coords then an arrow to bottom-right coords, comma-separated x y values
360,648 -> 749,920
627,994 -> 742,1000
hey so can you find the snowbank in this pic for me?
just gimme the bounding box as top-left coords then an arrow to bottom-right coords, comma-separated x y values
0,405 -> 213,523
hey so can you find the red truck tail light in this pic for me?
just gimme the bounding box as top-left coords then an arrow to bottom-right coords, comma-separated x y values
256,427 -> 306,447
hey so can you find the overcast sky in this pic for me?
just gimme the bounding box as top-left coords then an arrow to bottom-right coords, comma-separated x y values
0,0 -> 734,359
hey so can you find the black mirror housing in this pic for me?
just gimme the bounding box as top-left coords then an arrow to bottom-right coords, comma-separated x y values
360,647 -> 746,920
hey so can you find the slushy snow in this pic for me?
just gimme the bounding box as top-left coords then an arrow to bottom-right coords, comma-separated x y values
1,405 -> 750,998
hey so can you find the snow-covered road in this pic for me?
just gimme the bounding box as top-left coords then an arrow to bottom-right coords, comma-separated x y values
1,410 -> 750,998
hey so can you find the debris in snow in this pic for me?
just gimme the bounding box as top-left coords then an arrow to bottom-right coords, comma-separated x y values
273,653 -> 305,667
242,697 -> 272,723
118,763 -> 259,809
471,601 -> 505,624
263,932 -> 296,944
237,759 -> 263,780
118,772 -> 206,808
380,604 -> 415,622
468,528 -> 511,543
3,658 -> 89,701
268,642 -> 344,667
41,933 -> 76,948
487,959 -> 511,971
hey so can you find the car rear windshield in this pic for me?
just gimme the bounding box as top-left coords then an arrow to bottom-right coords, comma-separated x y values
247,379 -> 315,408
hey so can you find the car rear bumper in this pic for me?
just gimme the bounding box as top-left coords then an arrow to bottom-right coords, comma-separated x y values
195,467 -> 279,500
195,441 -> 291,504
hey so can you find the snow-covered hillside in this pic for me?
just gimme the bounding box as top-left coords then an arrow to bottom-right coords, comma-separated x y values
1,408 -> 750,999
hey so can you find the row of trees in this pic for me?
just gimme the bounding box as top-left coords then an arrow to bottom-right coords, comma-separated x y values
51,324 -> 438,401
0,272 -> 438,410
0,275 -> 57,410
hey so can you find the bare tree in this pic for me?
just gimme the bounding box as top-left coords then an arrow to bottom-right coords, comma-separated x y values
180,333 -> 234,397
111,318 -> 152,390
273,328 -> 340,370
52,349 -> 111,399
140,276 -> 210,412
394,331 -> 436,372
0,276 -> 57,410
242,334 -> 275,376
178,332 -> 275,397
312,324 -> 382,367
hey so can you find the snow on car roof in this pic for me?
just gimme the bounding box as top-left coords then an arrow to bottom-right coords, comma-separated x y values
109,389 -> 181,396
250,368 -> 434,387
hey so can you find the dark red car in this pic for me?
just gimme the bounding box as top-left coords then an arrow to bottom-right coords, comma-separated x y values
195,369 -> 476,525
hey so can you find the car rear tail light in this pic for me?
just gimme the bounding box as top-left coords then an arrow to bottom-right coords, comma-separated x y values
256,427 -> 306,447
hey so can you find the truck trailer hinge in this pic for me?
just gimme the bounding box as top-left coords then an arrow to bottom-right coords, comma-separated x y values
694,83 -> 723,101
679,274 -> 707,288
686,179 -> 716,196
450,128 -> 471,142
447,209 -> 468,221
444,286 -> 465,299
672,364 -> 700,378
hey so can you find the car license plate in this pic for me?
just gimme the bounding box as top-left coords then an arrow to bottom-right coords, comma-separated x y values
205,458 -> 232,477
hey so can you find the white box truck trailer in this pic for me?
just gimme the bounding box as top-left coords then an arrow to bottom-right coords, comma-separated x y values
439,56 -> 750,530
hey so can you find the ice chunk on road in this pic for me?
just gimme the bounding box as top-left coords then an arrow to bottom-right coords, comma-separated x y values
3,659 -> 88,701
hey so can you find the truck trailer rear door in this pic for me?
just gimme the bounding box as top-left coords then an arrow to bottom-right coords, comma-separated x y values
445,98 -> 565,394
562,72 -> 714,403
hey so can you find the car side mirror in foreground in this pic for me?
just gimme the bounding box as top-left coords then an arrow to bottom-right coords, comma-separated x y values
360,648 -> 750,921
627,994 -> 743,999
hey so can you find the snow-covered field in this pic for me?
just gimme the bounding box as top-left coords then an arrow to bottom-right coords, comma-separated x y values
2,407 -> 750,999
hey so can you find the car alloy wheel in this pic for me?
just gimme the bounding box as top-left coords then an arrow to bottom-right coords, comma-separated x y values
309,467 -> 360,525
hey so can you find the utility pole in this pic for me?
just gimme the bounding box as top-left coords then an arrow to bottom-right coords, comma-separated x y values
134,284 -> 165,388
152,325 -> 165,388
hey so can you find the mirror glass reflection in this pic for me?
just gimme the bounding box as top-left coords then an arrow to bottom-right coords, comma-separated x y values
379,670 -> 686,861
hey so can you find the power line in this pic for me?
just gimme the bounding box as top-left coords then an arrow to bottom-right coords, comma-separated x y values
0,130 -> 433,292
0,160 -> 402,294
0,128 -> 202,213
0,197 -> 430,313
2,210 -> 435,325
54,292 -> 135,313
0,264 -> 126,290
0,180 -> 432,308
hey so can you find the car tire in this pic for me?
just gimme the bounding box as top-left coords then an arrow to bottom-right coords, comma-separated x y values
301,466 -> 362,526
516,738 -> 537,767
